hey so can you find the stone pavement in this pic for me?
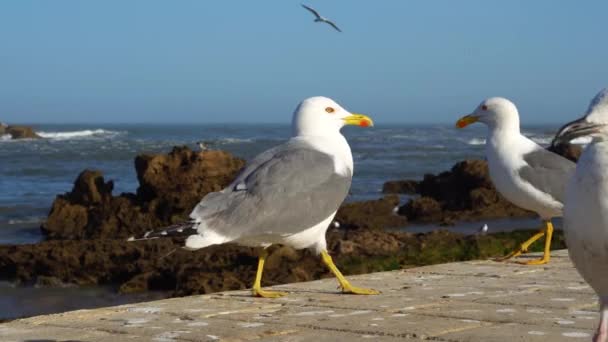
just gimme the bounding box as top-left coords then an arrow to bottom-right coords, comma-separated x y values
0,250 -> 599,341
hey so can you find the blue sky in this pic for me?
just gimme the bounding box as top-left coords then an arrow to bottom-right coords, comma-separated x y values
0,1 -> 606,124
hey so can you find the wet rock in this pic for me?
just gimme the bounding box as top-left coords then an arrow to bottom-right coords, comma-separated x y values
382,180 -> 419,194
335,195 -> 407,230
396,160 -> 534,223
6,125 -> 41,139
0,227 -> 565,296
399,197 -> 442,222
42,147 -> 245,240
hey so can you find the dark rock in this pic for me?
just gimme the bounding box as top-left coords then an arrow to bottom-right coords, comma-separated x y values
41,147 -> 245,240
6,125 -> 41,139
398,160 -> 534,223
382,180 -> 419,194
399,197 -> 442,222
335,195 -> 407,230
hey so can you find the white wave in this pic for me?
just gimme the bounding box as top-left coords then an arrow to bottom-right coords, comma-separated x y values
37,129 -> 122,140
0,134 -> 11,141
467,138 -> 486,145
215,137 -> 254,144
8,217 -> 44,225
529,136 -> 553,145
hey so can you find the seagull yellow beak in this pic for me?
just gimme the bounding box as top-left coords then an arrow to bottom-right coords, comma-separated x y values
343,114 -> 374,127
456,114 -> 479,128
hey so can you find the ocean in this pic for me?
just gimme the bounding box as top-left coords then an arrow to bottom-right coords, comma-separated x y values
0,123 -> 574,319
0,123 -> 569,245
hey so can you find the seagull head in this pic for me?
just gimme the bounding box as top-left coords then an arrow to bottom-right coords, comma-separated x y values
292,96 -> 374,137
552,88 -> 608,146
456,97 -> 520,131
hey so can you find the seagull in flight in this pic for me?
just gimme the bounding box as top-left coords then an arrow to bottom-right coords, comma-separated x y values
301,4 -> 342,32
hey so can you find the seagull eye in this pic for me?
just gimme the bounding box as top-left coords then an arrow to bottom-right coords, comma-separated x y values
481,105 -> 488,111
325,107 -> 335,114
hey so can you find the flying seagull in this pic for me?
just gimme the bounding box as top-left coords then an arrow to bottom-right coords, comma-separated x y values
131,97 -> 377,298
456,97 -> 576,265
553,88 -> 608,342
301,4 -> 342,32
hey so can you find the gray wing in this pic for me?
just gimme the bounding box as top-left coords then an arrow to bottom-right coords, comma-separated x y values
301,4 -> 321,19
518,148 -> 576,202
190,141 -> 351,238
324,20 -> 342,32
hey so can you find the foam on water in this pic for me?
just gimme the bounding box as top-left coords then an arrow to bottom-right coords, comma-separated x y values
215,137 -> 254,144
529,136 -> 553,145
467,138 -> 486,145
37,129 -> 123,140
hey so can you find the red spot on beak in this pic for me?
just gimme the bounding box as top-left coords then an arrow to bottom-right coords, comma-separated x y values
359,121 -> 370,127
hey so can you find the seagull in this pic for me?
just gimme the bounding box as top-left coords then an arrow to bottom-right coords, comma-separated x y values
553,88 -> 608,342
301,4 -> 342,32
132,97 -> 377,298
456,97 -> 576,265
478,223 -> 488,236
196,141 -> 211,151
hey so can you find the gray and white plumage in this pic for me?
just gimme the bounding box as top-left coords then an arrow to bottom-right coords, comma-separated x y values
184,96 -> 373,254
457,97 -> 575,220
519,148 -> 576,205
187,140 -> 351,249
301,4 -> 342,32
554,88 -> 608,341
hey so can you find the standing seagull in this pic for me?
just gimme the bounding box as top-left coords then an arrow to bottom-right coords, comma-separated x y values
137,97 -> 377,298
456,98 -> 576,265
301,4 -> 342,32
553,88 -> 608,342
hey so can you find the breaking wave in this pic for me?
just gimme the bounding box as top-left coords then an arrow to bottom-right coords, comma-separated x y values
37,129 -> 123,140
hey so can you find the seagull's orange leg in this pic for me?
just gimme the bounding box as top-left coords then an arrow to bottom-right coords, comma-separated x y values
321,250 -> 380,295
518,221 -> 553,265
252,248 -> 287,298
495,220 -> 549,262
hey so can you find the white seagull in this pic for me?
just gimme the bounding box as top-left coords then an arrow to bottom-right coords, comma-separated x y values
553,88 -> 608,342
456,97 -> 576,265
478,224 -> 489,236
301,4 -> 342,32
135,97 -> 377,298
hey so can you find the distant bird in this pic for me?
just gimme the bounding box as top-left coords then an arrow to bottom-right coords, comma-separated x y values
553,88 -> 608,342
197,141 -> 211,151
131,97 -> 377,298
301,4 -> 342,32
478,224 -> 488,236
456,97 -> 576,265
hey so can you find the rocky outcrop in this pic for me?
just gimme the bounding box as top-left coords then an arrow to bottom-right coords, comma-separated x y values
382,180 -> 418,194
4,125 -> 41,139
41,147 -> 245,240
0,228 -> 567,296
335,195 -> 407,230
385,141 -> 584,224
386,160 -> 535,224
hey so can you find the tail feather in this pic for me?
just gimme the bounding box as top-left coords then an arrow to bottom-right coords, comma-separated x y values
127,220 -> 197,242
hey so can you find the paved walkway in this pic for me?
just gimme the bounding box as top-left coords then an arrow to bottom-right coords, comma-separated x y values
0,250 -> 599,341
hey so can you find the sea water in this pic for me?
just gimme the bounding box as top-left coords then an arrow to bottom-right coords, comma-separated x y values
0,123 -> 570,244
